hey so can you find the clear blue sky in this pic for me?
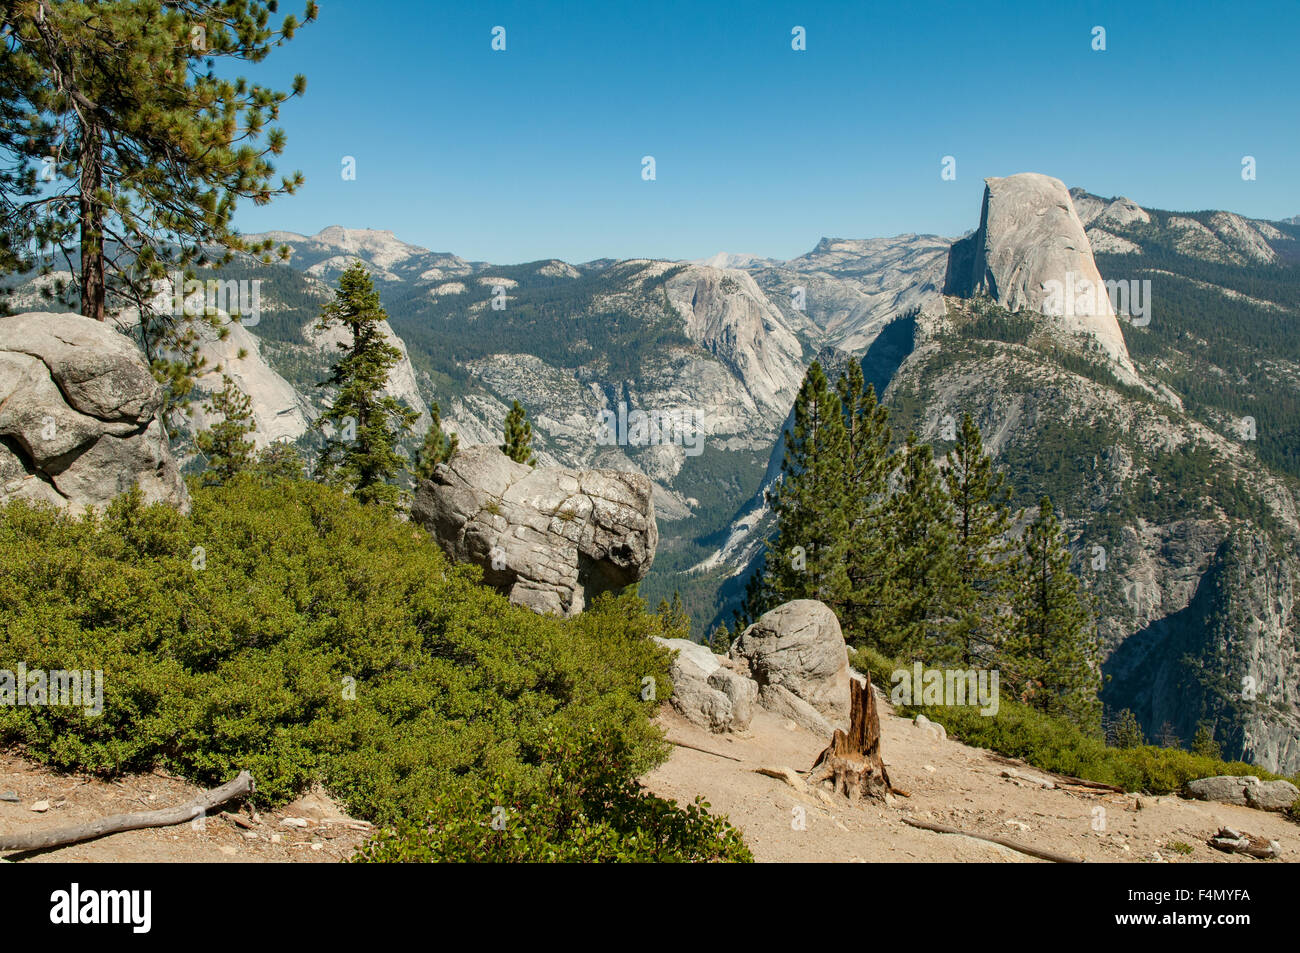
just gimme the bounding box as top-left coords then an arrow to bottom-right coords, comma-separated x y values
233,0 -> 1300,264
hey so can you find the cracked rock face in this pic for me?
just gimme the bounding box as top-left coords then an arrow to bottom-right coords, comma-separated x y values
0,312 -> 188,514
411,444 -> 656,617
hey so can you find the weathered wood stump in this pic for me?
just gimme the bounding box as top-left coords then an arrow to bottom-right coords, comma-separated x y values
807,677 -> 893,800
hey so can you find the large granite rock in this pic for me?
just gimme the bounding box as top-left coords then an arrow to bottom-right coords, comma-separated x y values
943,172 -> 1135,376
412,444 -> 656,616
0,312 -> 188,513
1184,775 -> 1299,812
729,599 -> 851,734
654,637 -> 757,732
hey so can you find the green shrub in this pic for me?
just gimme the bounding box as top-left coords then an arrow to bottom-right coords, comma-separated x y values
859,640 -> 1296,795
848,645 -> 897,687
905,697 -> 1296,794
0,477 -> 749,860
353,727 -> 751,862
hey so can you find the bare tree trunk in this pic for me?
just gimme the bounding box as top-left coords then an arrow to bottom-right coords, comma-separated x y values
79,119 -> 105,321
0,771 -> 253,854
807,677 -> 894,799
901,816 -> 1083,863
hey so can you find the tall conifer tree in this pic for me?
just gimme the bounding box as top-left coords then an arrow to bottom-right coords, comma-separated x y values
944,413 -> 1016,665
1008,496 -> 1101,728
763,361 -> 848,609
315,262 -> 416,507
875,432 -> 960,661
835,361 -> 896,638
1,0 -> 315,392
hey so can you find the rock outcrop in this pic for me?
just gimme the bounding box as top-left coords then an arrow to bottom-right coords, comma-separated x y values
411,444 -> 656,616
729,600 -> 851,734
944,173 -> 1135,374
1103,527 -> 1300,775
190,318 -> 312,448
660,263 -> 806,417
657,599 -> 851,734
1184,775 -> 1299,812
0,312 -> 188,513
655,637 -> 757,732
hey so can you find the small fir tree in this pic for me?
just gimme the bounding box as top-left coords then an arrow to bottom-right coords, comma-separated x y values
501,399 -> 536,465
415,401 -> 459,480
194,374 -> 255,484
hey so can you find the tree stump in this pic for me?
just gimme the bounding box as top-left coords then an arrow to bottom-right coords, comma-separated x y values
807,677 -> 893,800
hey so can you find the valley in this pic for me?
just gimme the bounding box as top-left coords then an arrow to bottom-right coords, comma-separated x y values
7,175 -> 1300,778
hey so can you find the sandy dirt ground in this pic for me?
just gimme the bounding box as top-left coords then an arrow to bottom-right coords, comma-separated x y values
0,753 -> 368,863
643,704 -> 1299,863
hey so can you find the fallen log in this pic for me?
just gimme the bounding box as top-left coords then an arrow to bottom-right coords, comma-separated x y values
666,738 -> 745,763
755,766 -> 808,792
1051,773 -> 1126,794
901,816 -> 1084,863
0,771 -> 254,854
1208,826 -> 1280,859
987,754 -> 1124,794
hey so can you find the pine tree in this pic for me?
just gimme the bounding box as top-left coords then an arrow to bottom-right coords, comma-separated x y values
944,413 -> 1016,666
1191,721 -> 1222,759
1008,496 -> 1101,728
415,401 -> 459,480
708,620 -> 732,654
194,374 -> 255,484
0,0 -> 315,395
315,262 -> 417,507
501,399 -> 535,465
1112,708 -> 1145,748
252,439 -> 304,484
655,591 -> 690,639
762,361 -> 848,609
873,432 -> 961,662
836,361 -> 896,640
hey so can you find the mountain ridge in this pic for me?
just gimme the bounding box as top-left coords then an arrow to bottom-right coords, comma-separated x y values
10,181 -> 1299,773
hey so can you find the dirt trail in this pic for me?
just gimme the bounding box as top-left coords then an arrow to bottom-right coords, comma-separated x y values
0,753 -> 367,863
643,705 -> 1298,863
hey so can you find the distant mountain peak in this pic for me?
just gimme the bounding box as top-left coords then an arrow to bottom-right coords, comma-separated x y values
945,172 -> 1137,377
691,251 -> 769,270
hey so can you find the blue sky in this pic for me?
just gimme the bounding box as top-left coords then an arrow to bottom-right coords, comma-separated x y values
233,0 -> 1300,264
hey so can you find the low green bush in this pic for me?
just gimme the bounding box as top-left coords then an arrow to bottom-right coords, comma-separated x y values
848,645 -> 897,687
0,476 -> 750,859
859,645 -> 1297,798
903,696 -> 1298,795
354,727 -> 752,862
